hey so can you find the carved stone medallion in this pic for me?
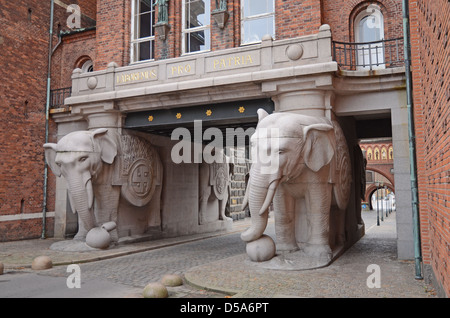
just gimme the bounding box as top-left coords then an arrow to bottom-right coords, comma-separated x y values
122,159 -> 156,207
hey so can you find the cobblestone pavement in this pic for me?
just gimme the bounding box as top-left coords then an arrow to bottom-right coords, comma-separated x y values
0,211 -> 438,298
185,211 -> 437,298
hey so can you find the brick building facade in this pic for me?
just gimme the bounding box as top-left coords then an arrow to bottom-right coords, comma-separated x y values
409,0 -> 450,297
0,0 -> 448,297
0,0 -> 96,241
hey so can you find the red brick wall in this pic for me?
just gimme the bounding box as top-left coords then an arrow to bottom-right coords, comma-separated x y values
211,0 -> 239,51
0,1 -> 56,240
275,0 -> 322,40
409,0 -> 450,297
0,0 -> 96,241
95,0 -> 130,69
322,0 -> 403,42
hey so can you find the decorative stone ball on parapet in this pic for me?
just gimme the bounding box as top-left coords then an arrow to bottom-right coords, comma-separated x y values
161,274 -> 183,287
142,282 -> 169,298
31,256 -> 53,270
245,235 -> 276,262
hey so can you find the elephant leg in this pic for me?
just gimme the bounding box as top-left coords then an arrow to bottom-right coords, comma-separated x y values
219,196 -> 231,221
94,185 -> 120,243
303,183 -> 333,257
199,187 -> 212,225
74,214 -> 89,241
273,186 -> 298,252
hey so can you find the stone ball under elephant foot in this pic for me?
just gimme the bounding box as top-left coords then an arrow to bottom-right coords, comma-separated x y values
85,224 -> 116,249
143,282 -> 169,298
31,256 -> 53,270
246,235 -> 276,262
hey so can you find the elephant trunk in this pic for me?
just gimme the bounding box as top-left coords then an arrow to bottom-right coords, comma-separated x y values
241,168 -> 280,243
67,175 -> 95,231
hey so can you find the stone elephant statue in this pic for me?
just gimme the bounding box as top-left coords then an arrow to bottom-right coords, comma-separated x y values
44,128 -> 163,249
241,109 -> 352,269
198,152 -> 233,224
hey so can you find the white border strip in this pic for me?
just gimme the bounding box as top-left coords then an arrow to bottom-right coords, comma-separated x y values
0,212 -> 55,222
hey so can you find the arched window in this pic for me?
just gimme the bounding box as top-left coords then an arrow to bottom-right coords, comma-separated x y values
81,59 -> 94,73
367,147 -> 373,161
381,147 -> 387,160
354,4 -> 385,70
374,147 -> 380,161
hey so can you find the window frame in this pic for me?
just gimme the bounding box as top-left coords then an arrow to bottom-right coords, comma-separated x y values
130,0 -> 156,64
81,60 -> 94,73
182,0 -> 211,55
354,6 -> 385,44
354,5 -> 385,70
240,0 -> 275,45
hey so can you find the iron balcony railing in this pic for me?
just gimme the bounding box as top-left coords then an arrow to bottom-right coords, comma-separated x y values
332,38 -> 404,71
50,87 -> 72,109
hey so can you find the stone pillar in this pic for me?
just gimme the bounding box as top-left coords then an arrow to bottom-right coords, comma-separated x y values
391,102 -> 415,260
273,89 -> 334,118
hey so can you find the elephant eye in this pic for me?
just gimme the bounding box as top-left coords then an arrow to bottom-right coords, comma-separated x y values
79,156 -> 88,162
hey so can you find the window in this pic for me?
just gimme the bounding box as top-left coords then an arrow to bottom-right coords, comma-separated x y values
182,0 -> 211,54
241,0 -> 275,44
131,0 -> 156,62
81,60 -> 93,73
354,5 -> 385,70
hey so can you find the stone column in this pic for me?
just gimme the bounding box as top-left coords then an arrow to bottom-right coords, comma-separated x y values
391,102 -> 415,260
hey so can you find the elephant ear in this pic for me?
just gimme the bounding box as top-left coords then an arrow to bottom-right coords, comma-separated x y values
92,128 -> 117,164
257,109 -> 269,123
303,123 -> 335,172
43,143 -> 61,177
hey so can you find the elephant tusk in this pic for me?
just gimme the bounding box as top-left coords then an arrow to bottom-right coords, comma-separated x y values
68,192 -> 77,214
86,179 -> 94,211
258,179 -> 280,216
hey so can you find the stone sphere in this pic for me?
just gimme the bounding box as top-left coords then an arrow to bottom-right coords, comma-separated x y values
143,282 -> 169,298
161,274 -> 183,287
246,235 -> 276,262
286,44 -> 304,61
0,262 -> 4,275
86,227 -> 111,249
31,256 -> 53,270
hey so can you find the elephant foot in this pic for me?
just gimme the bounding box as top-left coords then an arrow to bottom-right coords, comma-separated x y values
73,231 -> 88,241
220,214 -> 232,222
299,243 -> 332,263
276,242 -> 300,254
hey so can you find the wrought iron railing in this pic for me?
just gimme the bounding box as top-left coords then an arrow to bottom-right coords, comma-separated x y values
332,38 -> 404,71
50,87 -> 72,109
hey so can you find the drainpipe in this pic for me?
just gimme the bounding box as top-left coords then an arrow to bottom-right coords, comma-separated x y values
402,0 -> 423,280
42,0 -> 55,239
